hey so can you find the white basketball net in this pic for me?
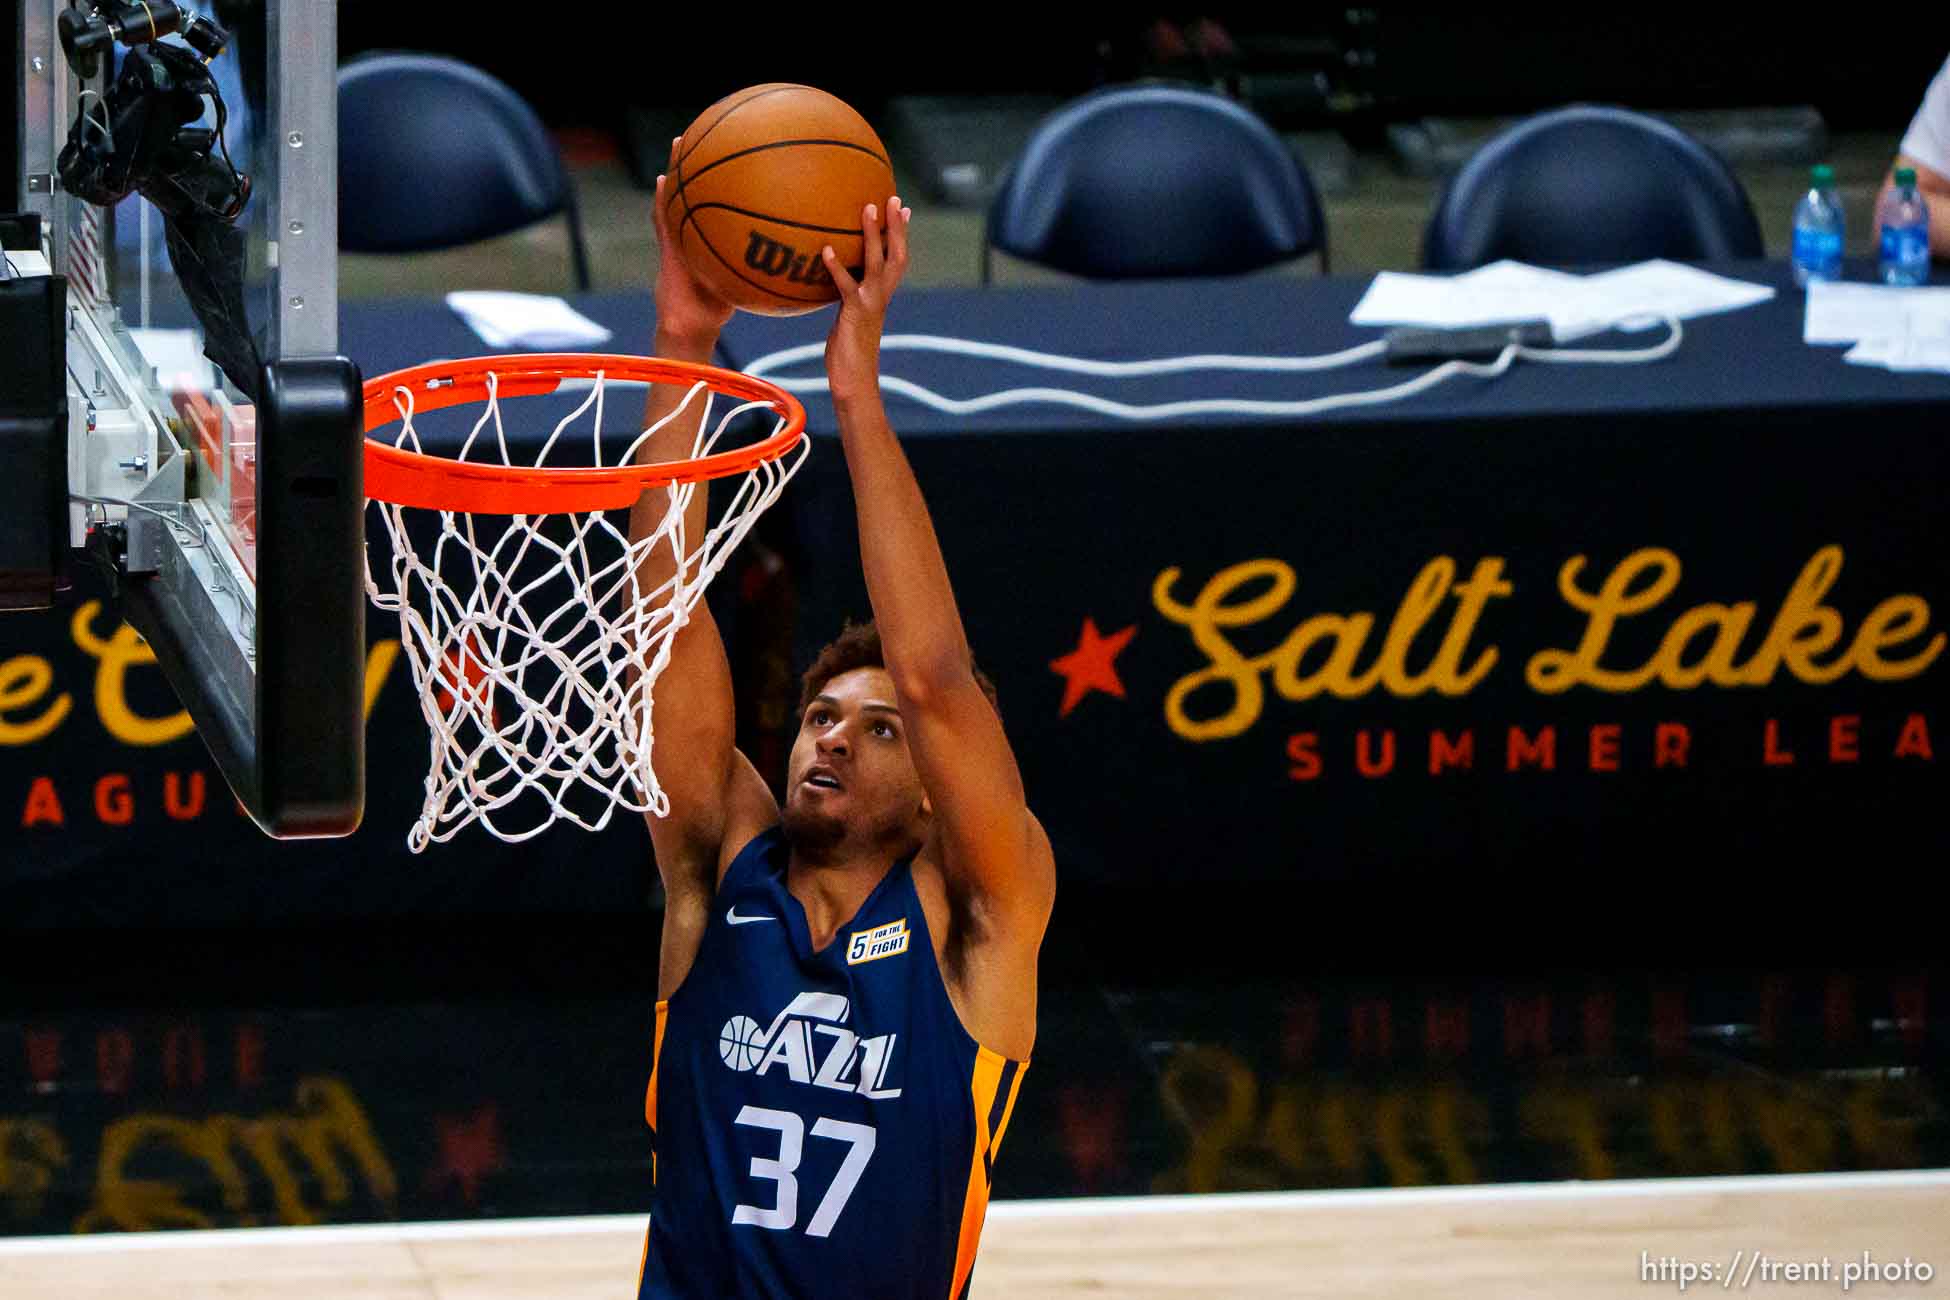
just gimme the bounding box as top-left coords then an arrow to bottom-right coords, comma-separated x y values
365,370 -> 808,852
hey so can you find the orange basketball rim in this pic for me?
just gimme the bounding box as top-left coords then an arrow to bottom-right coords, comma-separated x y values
359,350 -> 809,850
361,353 -> 807,514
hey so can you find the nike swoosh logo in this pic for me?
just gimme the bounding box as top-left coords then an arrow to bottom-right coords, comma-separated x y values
726,907 -> 775,926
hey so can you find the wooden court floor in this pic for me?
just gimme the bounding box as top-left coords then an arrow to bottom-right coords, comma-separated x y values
1,1171 -> 1944,1298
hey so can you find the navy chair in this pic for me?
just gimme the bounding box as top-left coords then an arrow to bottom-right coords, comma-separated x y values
1422,105 -> 1763,271
337,53 -> 591,290
984,84 -> 1327,283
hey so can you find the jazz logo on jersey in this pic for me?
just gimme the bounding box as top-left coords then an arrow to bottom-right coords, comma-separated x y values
719,992 -> 902,1100
846,918 -> 910,966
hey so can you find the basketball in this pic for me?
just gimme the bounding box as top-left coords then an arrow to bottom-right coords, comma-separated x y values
666,84 -> 896,316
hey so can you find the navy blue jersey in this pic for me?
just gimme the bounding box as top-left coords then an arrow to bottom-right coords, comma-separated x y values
639,828 -> 1028,1300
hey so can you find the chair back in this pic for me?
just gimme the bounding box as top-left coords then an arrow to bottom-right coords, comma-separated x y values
338,53 -> 589,288
1422,105 -> 1763,270
986,84 -> 1327,281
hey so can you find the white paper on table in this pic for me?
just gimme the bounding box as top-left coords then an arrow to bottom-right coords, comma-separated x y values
1453,260 -> 1587,291
1891,336 -> 1950,371
445,291 -> 613,350
1843,333 -> 1950,373
1578,260 -> 1778,332
1349,271 -> 1477,327
1350,259 -> 1775,341
1804,280 -> 1950,345
1350,269 -> 1600,338
1842,336 -> 1900,367
1451,260 -> 1608,335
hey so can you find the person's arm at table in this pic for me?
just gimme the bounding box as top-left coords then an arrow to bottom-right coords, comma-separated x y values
1874,157 -> 1950,260
1881,56 -> 1950,260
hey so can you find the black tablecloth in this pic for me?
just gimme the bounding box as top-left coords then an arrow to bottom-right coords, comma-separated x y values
5,264 -> 1946,943
711,262 -> 1950,920
716,261 -> 1950,430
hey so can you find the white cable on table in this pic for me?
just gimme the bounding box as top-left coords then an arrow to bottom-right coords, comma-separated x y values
1522,314 -> 1686,363
744,334 -> 1387,378
740,315 -> 1684,421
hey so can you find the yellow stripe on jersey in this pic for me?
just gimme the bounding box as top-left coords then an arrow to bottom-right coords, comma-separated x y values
949,1048 -> 1029,1300
646,1000 -> 669,1132
949,1051 -> 1003,1298
640,999 -> 671,1293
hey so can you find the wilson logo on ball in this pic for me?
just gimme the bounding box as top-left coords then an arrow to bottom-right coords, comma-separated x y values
744,231 -> 834,287
669,82 -> 893,315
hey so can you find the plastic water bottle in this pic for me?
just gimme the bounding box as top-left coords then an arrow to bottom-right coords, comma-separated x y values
1791,164 -> 1845,286
1876,167 -> 1931,287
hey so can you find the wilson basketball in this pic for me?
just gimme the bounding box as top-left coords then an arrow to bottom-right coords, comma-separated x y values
667,84 -> 896,316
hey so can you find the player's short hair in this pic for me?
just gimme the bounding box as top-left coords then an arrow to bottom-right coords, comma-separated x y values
798,621 -> 1000,719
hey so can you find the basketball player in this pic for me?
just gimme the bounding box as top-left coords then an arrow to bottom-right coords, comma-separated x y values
631,141 -> 1056,1299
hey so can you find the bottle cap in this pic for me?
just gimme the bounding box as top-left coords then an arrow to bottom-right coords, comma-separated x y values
1812,164 -> 1835,186
1896,166 -> 1917,187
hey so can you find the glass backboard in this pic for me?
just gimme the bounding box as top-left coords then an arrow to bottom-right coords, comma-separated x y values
13,0 -> 363,836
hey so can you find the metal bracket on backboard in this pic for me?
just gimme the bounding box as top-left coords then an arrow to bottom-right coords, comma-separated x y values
123,448 -> 189,574
121,356 -> 364,840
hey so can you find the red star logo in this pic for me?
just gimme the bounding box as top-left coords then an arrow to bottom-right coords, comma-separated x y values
426,1104 -> 505,1207
1049,619 -> 1137,718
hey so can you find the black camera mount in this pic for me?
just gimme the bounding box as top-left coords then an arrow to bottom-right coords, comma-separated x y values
52,2 -> 260,397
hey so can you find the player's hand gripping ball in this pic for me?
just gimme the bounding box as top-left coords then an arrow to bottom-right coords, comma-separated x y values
664,84 -> 897,317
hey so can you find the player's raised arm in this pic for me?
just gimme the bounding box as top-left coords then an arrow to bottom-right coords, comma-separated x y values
634,141 -> 778,982
818,202 -> 1056,934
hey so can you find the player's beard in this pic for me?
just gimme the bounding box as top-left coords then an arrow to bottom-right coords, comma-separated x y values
780,795 -> 847,859
781,790 -> 913,864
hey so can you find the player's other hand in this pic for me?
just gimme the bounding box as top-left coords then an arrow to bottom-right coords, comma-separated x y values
653,136 -> 735,351
822,197 -> 910,405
